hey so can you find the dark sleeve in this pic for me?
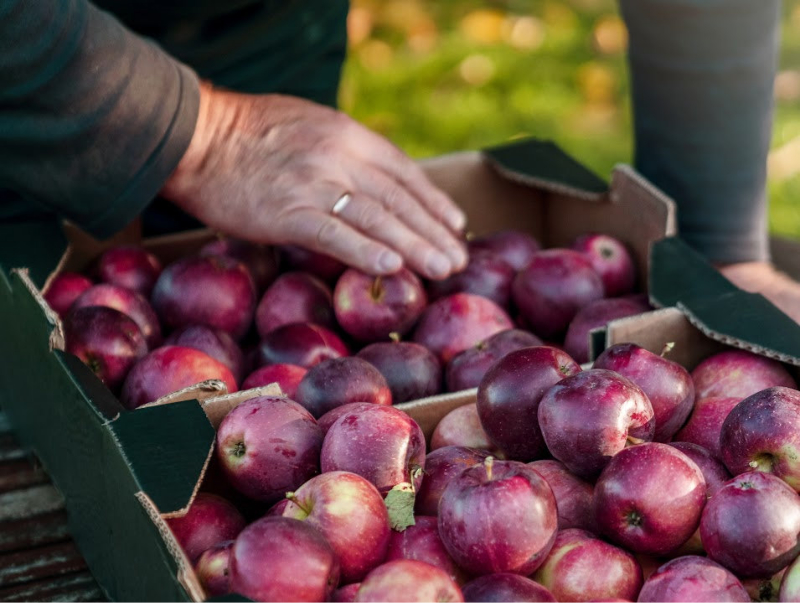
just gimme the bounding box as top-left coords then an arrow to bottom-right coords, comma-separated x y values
620,0 -> 780,264
0,0 -> 200,239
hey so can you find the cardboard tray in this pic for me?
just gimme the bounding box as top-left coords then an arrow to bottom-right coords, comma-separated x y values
0,138 -> 677,601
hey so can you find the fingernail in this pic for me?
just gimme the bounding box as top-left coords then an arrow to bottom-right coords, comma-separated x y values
449,210 -> 467,232
378,251 -> 403,273
426,253 -> 452,279
447,245 -> 468,271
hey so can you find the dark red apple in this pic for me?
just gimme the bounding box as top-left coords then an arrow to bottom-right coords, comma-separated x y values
280,245 -> 346,284
430,404 -> 498,453
44,272 -> 93,317
528,460 -> 595,532
571,233 -> 636,297
166,493 -> 245,562
332,583 -> 361,602
462,573 -> 555,603
165,325 -> 244,384
593,343 -> 695,442
512,249 -> 605,340
564,298 -> 649,364
72,283 -> 162,348
195,540 -> 233,597
691,349 -> 796,400
318,403 -> 376,436
295,357 -> 392,418
334,268 -> 427,343
781,556 -> 800,601
96,245 -> 162,296
121,345 -> 238,409
477,346 -> 582,461
427,251 -> 516,309
151,255 -> 256,341
357,340 -> 442,403
64,306 -> 147,391
538,369 -> 655,480
701,472 -> 800,578
413,293 -> 513,363
668,442 -> 730,498
241,364 -> 307,398
280,471 -> 390,583
229,516 -> 339,601
216,396 -> 322,503
743,569 -> 785,602
594,443 -> 706,556
255,272 -> 334,337
414,446 -> 490,516
384,516 -> 464,585
200,237 -> 278,293
355,560 -> 463,602
256,322 -> 349,369
637,556 -> 749,602
532,528 -> 643,602
446,329 -> 543,392
674,396 -> 742,460
468,230 -> 541,271
438,458 -> 557,575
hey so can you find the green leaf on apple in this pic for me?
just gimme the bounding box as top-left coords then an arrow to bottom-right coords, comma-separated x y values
385,482 -> 416,532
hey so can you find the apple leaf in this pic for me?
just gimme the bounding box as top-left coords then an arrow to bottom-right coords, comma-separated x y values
385,482 -> 416,532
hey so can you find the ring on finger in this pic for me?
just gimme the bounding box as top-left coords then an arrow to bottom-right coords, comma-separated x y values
331,192 -> 352,216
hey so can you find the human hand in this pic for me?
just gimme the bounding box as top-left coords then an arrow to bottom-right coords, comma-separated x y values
161,83 -> 468,279
719,261 -> 800,323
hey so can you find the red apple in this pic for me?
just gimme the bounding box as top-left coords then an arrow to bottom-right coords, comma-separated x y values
691,349 -> 796,400
565,298 -> 649,364
743,569 -> 785,602
96,245 -> 162,296
216,396 -> 322,503
430,404 -> 498,453
255,272 -> 334,336
593,343 -> 695,442
446,329 -> 543,392
668,442 -> 730,498
384,516 -> 464,585
468,230 -> 541,271
571,233 -> 636,297
256,322 -> 349,369
637,556 -> 749,602
280,245 -> 346,284
355,560 -> 463,602
152,255 -> 256,341
438,458 -> 557,575
64,306 -> 147,391
332,583 -> 361,602
200,237 -> 278,293
357,341 -> 442,403
462,573 -> 555,602
44,272 -> 93,317
229,516 -> 339,601
334,268 -> 427,343
241,364 -> 307,398
279,471 -> 390,583
165,325 -> 244,384
533,528 -> 643,602
413,293 -> 513,363
700,472 -> 800,578
538,369 -> 655,480
321,405 -> 426,495
414,446 -> 490,516
781,556 -> 800,601
318,403 -> 376,436
512,249 -> 605,339
72,283 -> 162,348
477,346 -> 582,461
120,345 -> 238,409
674,396 -> 742,460
594,443 -> 706,556
295,357 -> 392,418
166,493 -> 245,562
427,251 -> 516,309
195,540 -> 233,597
528,460 -> 595,532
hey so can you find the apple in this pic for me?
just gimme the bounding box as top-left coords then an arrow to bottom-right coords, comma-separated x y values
72,283 -> 161,348
332,583 -> 361,602
571,233 -> 636,297
446,329 -> 543,392
637,556 -> 749,602
255,272 -> 335,337
195,540 -> 233,597
295,357 -> 392,418
357,341 -> 441,403
438,457 -> 557,575
334,268 -> 427,342
96,245 -> 162,296
229,516 -> 339,601
594,443 -> 706,556
700,471 -> 800,578
427,251 -> 516,309
691,349 -> 796,400
355,560 -> 463,602
200,237 -> 278,293
468,230 -> 541,271
538,369 -> 655,480
121,345 -> 238,409
667,442 -> 730,498
564,298 -> 650,364
674,396 -> 742,460
512,249 -> 605,340
64,306 -> 147,391
781,555 -> 800,601
256,322 -> 349,369
165,325 -> 244,384
384,516 -> 464,585
44,272 -> 93,317
151,255 -> 256,341
241,364 -> 307,398
321,404 -> 426,495
528,460 -> 595,532
166,493 -> 245,562
430,404 -> 498,453
743,569 -> 785,602
477,346 -> 582,461
279,471 -> 390,583
593,343 -> 695,442
720,387 -> 800,491
216,396 -> 322,503
280,245 -> 346,284
462,573 -> 555,602
413,293 -> 513,363
318,403 -> 376,436
414,446 -> 490,516
533,528 -> 643,602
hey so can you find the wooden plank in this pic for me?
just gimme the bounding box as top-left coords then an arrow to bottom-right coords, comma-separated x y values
0,571 -> 103,602
0,459 -> 48,493
0,510 -> 71,554
0,485 -> 64,522
0,435 -> 26,463
0,541 -> 87,588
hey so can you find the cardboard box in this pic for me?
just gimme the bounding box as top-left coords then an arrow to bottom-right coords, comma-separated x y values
0,139 -> 676,601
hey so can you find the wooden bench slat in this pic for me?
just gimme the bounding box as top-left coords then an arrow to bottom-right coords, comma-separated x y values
0,570 -> 104,602
0,459 -> 48,493
0,510 -> 71,554
0,541 -> 87,588
0,485 -> 65,523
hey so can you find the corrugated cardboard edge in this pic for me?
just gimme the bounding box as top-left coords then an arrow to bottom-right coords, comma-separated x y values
610,164 -> 678,236
13,268 -> 65,351
141,380 -> 231,409
199,384 -> 285,430
396,389 -> 478,442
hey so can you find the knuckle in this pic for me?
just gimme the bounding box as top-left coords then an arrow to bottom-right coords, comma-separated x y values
315,219 -> 341,248
356,203 -> 383,231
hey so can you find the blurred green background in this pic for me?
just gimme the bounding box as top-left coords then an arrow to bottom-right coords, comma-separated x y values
340,0 -> 800,240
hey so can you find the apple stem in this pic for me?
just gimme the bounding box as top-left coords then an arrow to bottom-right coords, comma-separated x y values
389,332 -> 401,343
626,436 -> 645,446
484,456 -> 495,480
371,276 -> 383,301
464,231 -> 475,242
285,491 -> 311,514
660,342 -> 675,358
